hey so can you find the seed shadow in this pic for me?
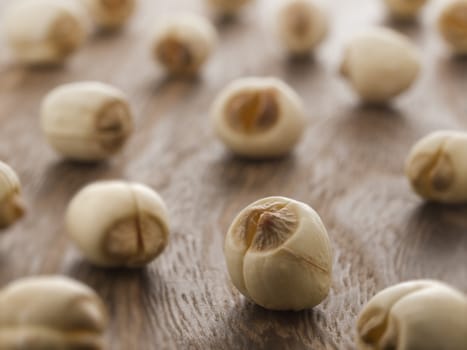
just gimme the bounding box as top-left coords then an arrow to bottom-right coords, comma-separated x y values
85,23 -> 135,46
434,55 -> 467,125
65,259 -> 161,348
286,52 -> 315,64
92,27 -> 127,39
66,259 -> 155,304
144,72 -> 204,96
283,53 -> 318,78
436,54 -> 467,79
381,14 -> 423,40
0,60 -> 68,77
198,299 -> 335,350
26,62 -> 67,71
449,54 -> 467,63
408,201 -> 467,243
401,202 -> 467,277
208,151 -> 298,191
349,103 -> 404,117
315,104 -> 414,173
331,104 -> 408,138
0,252 -> 14,285
213,13 -> 242,32
222,151 -> 296,164
38,159 -> 121,199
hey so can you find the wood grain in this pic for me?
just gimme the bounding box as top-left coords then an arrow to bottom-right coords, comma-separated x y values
1,0 -> 467,349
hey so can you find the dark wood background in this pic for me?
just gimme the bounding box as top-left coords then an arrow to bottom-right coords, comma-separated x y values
0,0 -> 466,349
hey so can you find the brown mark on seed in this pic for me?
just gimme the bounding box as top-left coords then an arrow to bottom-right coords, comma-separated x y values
156,37 -> 194,74
286,3 -> 311,38
236,202 -> 298,252
226,89 -> 280,134
357,283 -> 440,350
429,153 -> 454,192
0,192 -> 25,229
102,0 -> 125,10
358,309 -> 392,348
67,296 -> 108,332
50,15 -> 84,57
409,139 -> 454,197
102,213 -> 167,266
96,101 -> 132,153
440,4 -> 467,41
101,0 -> 134,21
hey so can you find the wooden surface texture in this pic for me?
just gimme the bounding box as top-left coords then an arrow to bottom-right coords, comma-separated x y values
0,0 -> 467,349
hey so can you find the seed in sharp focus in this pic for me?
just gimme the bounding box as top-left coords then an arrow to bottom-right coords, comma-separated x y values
340,27 -> 421,104
238,203 -> 298,252
41,81 -> 133,162
276,0 -> 328,56
0,161 -> 25,230
356,280 -> 467,350
66,181 -> 170,268
2,0 -> 86,66
151,14 -> 217,76
211,77 -> 305,159
405,130 -> 467,203
83,0 -> 136,30
438,0 -> 467,55
0,276 -> 108,350
224,196 -> 332,311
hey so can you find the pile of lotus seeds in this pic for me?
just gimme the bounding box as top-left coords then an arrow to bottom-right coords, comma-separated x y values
0,0 -> 467,349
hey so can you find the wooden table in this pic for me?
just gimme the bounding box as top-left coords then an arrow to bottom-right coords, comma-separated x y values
1,0 -> 466,349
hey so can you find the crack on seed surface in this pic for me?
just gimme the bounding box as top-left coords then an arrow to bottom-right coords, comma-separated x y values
132,191 -> 145,263
282,247 -> 329,273
103,185 -> 167,266
411,138 -> 454,196
359,311 -> 390,347
237,201 -> 298,252
96,101 -> 132,152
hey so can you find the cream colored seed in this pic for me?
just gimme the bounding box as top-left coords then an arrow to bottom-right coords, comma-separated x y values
0,161 -> 25,230
0,276 -> 108,350
356,280 -> 467,350
384,0 -> 428,20
438,0 -> 467,55
2,0 -> 86,66
41,81 -> 133,162
66,181 -> 170,268
276,0 -> 328,56
405,130 -> 467,203
151,14 -> 217,76
210,77 -> 305,158
340,27 -> 421,104
224,196 -> 333,311
205,0 -> 253,16
83,0 -> 136,30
